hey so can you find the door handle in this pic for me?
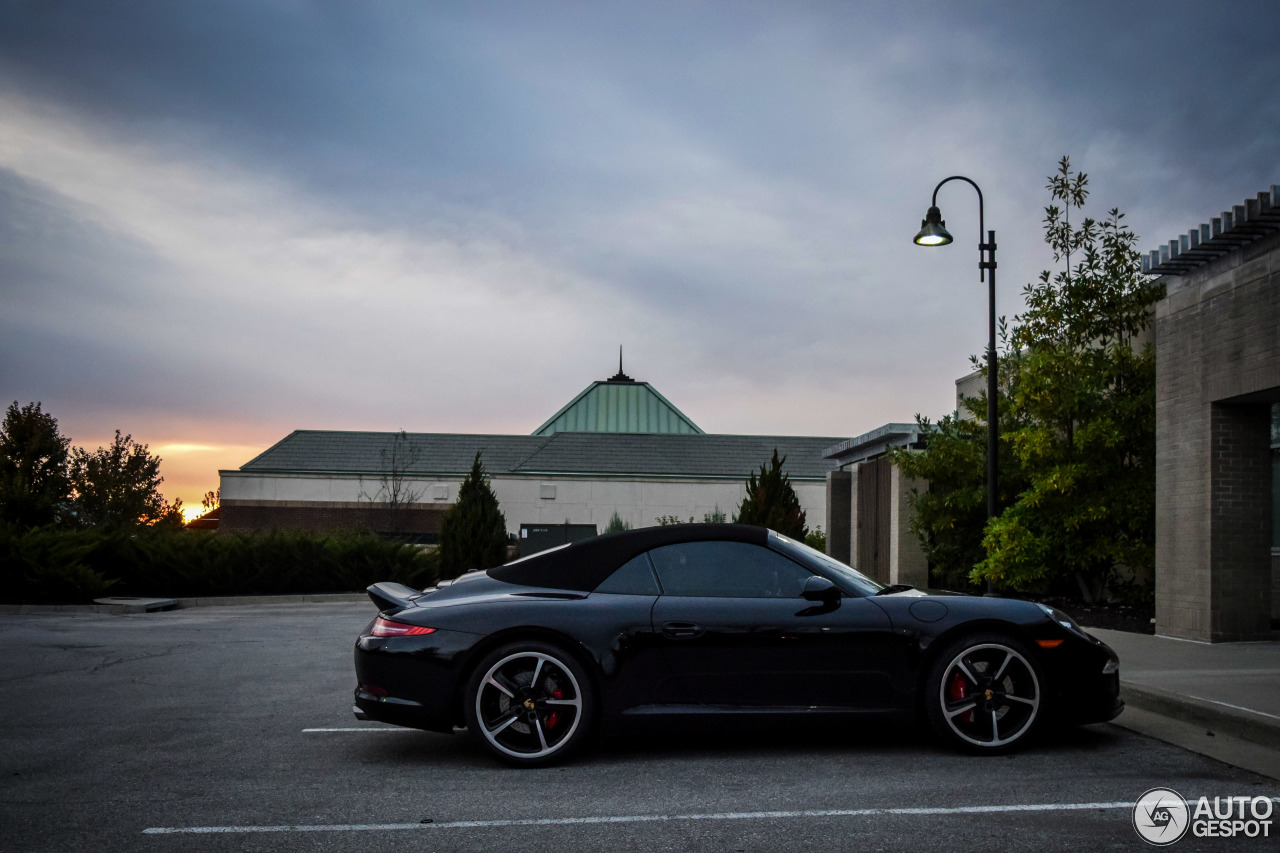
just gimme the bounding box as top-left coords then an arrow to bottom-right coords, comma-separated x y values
661,621 -> 704,639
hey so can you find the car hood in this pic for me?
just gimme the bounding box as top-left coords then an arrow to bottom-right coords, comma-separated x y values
877,587 -> 972,598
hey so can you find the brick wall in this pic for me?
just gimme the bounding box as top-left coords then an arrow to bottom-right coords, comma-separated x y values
1155,228 -> 1280,641
220,500 -> 448,536
1208,404 -> 1273,638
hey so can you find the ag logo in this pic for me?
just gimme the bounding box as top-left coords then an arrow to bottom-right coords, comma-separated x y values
1133,788 -> 1190,845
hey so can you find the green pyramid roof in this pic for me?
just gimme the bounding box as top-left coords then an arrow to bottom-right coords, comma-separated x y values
533,368 -> 703,436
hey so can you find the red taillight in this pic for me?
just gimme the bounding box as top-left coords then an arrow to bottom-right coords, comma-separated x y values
370,616 -> 437,637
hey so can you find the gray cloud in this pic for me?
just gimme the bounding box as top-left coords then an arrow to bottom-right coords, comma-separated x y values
1,0 -> 1277,503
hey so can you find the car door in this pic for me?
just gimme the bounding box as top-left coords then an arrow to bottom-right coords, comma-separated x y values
649,540 -> 898,710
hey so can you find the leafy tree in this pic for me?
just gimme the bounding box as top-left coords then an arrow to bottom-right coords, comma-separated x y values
437,452 -> 508,579
604,511 -> 632,534
733,448 -> 807,539
804,526 -> 827,553
892,157 -> 1161,601
979,158 -> 1161,601
70,431 -> 181,527
0,401 -> 72,529
891,370 -> 1031,590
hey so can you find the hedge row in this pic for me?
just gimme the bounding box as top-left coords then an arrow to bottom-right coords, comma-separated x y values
0,525 -> 439,603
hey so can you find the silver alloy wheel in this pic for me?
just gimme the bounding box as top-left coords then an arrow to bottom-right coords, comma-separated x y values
474,651 -> 584,760
938,642 -> 1040,748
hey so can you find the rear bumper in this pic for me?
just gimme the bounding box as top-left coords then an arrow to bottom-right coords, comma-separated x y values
353,688 -> 454,732
352,624 -> 484,733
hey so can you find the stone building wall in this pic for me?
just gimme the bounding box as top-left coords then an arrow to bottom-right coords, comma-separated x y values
1155,227 -> 1280,641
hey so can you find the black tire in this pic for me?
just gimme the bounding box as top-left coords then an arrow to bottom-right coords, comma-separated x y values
924,632 -> 1044,754
463,640 -> 596,767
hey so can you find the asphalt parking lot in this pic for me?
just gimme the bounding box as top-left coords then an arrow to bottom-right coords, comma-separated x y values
1,602 -> 1276,852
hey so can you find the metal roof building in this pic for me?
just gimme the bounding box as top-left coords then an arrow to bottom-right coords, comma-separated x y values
219,364 -> 847,542
533,362 -> 703,437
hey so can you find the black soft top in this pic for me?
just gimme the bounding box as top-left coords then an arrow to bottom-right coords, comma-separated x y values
487,523 -> 770,592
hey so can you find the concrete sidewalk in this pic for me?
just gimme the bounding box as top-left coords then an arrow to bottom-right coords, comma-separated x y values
1089,627 -> 1280,780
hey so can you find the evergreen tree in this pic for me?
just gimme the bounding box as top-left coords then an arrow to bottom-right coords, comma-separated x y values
734,449 -> 807,539
603,511 -> 632,534
0,401 -> 72,529
437,452 -> 508,579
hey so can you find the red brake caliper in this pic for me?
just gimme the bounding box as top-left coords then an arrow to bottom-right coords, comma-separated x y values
948,672 -> 973,723
546,689 -> 563,730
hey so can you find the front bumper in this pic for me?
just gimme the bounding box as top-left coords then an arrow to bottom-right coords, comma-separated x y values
1045,635 -> 1124,725
1063,669 -> 1124,724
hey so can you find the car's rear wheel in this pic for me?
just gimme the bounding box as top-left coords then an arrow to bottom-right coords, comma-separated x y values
924,633 -> 1043,754
463,641 -> 595,767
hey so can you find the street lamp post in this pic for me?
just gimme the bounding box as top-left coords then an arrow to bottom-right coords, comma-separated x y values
913,176 -> 999,595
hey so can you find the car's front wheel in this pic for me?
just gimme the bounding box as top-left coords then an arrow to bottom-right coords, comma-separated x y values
924,633 -> 1043,754
463,641 -> 595,767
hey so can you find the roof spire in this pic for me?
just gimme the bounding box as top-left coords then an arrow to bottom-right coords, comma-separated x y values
608,345 -> 633,382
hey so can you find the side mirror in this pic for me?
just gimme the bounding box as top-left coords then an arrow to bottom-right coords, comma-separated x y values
802,575 -> 839,602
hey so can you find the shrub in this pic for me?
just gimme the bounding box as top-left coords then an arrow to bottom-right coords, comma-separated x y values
0,525 -> 438,603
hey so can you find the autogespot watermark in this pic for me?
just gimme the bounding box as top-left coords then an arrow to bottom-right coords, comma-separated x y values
1132,788 -> 1275,844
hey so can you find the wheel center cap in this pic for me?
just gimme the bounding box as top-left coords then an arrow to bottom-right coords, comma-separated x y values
523,698 -> 536,710
984,689 -> 994,701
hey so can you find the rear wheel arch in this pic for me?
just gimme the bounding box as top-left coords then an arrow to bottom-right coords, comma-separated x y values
460,636 -> 599,766
452,627 -> 602,724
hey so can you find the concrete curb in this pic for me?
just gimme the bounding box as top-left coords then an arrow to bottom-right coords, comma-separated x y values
0,592 -> 369,615
1120,680 -> 1280,751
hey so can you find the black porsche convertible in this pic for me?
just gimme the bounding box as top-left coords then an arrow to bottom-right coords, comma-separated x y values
353,524 -> 1121,766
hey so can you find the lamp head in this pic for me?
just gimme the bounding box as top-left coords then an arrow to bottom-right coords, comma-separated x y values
913,205 -> 953,246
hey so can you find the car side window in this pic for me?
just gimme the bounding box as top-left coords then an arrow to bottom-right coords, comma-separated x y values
648,541 -> 812,598
594,553 -> 661,595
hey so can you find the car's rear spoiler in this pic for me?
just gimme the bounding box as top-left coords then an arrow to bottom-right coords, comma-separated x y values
366,582 -> 424,613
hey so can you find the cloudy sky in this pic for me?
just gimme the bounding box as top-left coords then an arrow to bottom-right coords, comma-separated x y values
1,1 -> 1277,513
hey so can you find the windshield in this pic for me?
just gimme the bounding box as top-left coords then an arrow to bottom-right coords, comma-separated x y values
768,531 -> 885,597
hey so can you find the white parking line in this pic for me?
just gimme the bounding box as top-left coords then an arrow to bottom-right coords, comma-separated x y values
143,800 -> 1141,835
301,727 -> 417,733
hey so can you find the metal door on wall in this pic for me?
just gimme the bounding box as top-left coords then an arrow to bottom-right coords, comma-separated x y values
519,523 -> 598,556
